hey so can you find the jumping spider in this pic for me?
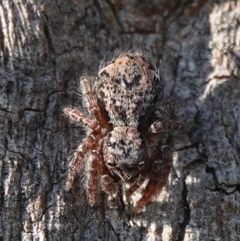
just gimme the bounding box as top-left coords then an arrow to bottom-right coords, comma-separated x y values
64,52 -> 183,213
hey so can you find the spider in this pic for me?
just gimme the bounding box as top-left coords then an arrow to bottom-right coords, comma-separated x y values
64,52 -> 183,213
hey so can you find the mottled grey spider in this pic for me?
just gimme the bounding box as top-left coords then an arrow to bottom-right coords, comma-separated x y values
64,52 -> 182,213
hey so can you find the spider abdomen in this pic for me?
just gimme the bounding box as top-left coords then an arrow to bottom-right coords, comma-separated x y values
97,54 -> 163,127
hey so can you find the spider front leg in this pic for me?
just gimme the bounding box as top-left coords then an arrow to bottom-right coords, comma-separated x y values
66,135 -> 97,190
63,107 -> 101,190
100,174 -> 121,208
126,175 -> 146,198
133,146 -> 172,214
84,151 -> 103,205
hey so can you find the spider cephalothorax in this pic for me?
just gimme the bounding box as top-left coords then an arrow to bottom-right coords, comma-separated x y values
103,126 -> 143,181
64,52 -> 183,213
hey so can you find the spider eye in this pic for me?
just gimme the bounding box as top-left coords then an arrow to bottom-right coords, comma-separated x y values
138,161 -> 145,167
107,142 -> 112,146
107,161 -> 116,167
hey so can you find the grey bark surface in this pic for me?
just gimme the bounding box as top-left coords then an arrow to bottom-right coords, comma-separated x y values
1,0 -> 240,240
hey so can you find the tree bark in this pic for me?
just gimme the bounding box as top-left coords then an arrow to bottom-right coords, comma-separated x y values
1,0 -> 240,240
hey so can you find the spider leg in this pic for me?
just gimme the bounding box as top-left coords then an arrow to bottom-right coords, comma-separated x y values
64,107 -> 100,131
84,151 -> 102,205
133,179 -> 158,214
133,146 -> 172,214
100,174 -> 120,208
152,145 -> 172,192
81,78 -> 111,130
149,120 -> 183,133
66,135 -> 97,190
126,176 -> 145,198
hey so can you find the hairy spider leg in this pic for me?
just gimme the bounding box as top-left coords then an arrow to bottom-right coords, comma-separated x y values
133,146 -> 172,213
133,179 -> 158,213
85,151 -> 103,205
80,78 -> 111,131
64,107 -> 100,130
147,146 -> 172,200
133,165 -> 171,214
100,173 -> 122,208
125,175 -> 146,198
149,163 -> 171,199
150,120 -> 184,133
66,135 -> 97,190
100,174 -> 119,197
64,79 -> 112,192
156,98 -> 176,119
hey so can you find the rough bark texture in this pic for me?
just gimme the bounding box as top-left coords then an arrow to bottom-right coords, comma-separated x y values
1,0 -> 240,240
